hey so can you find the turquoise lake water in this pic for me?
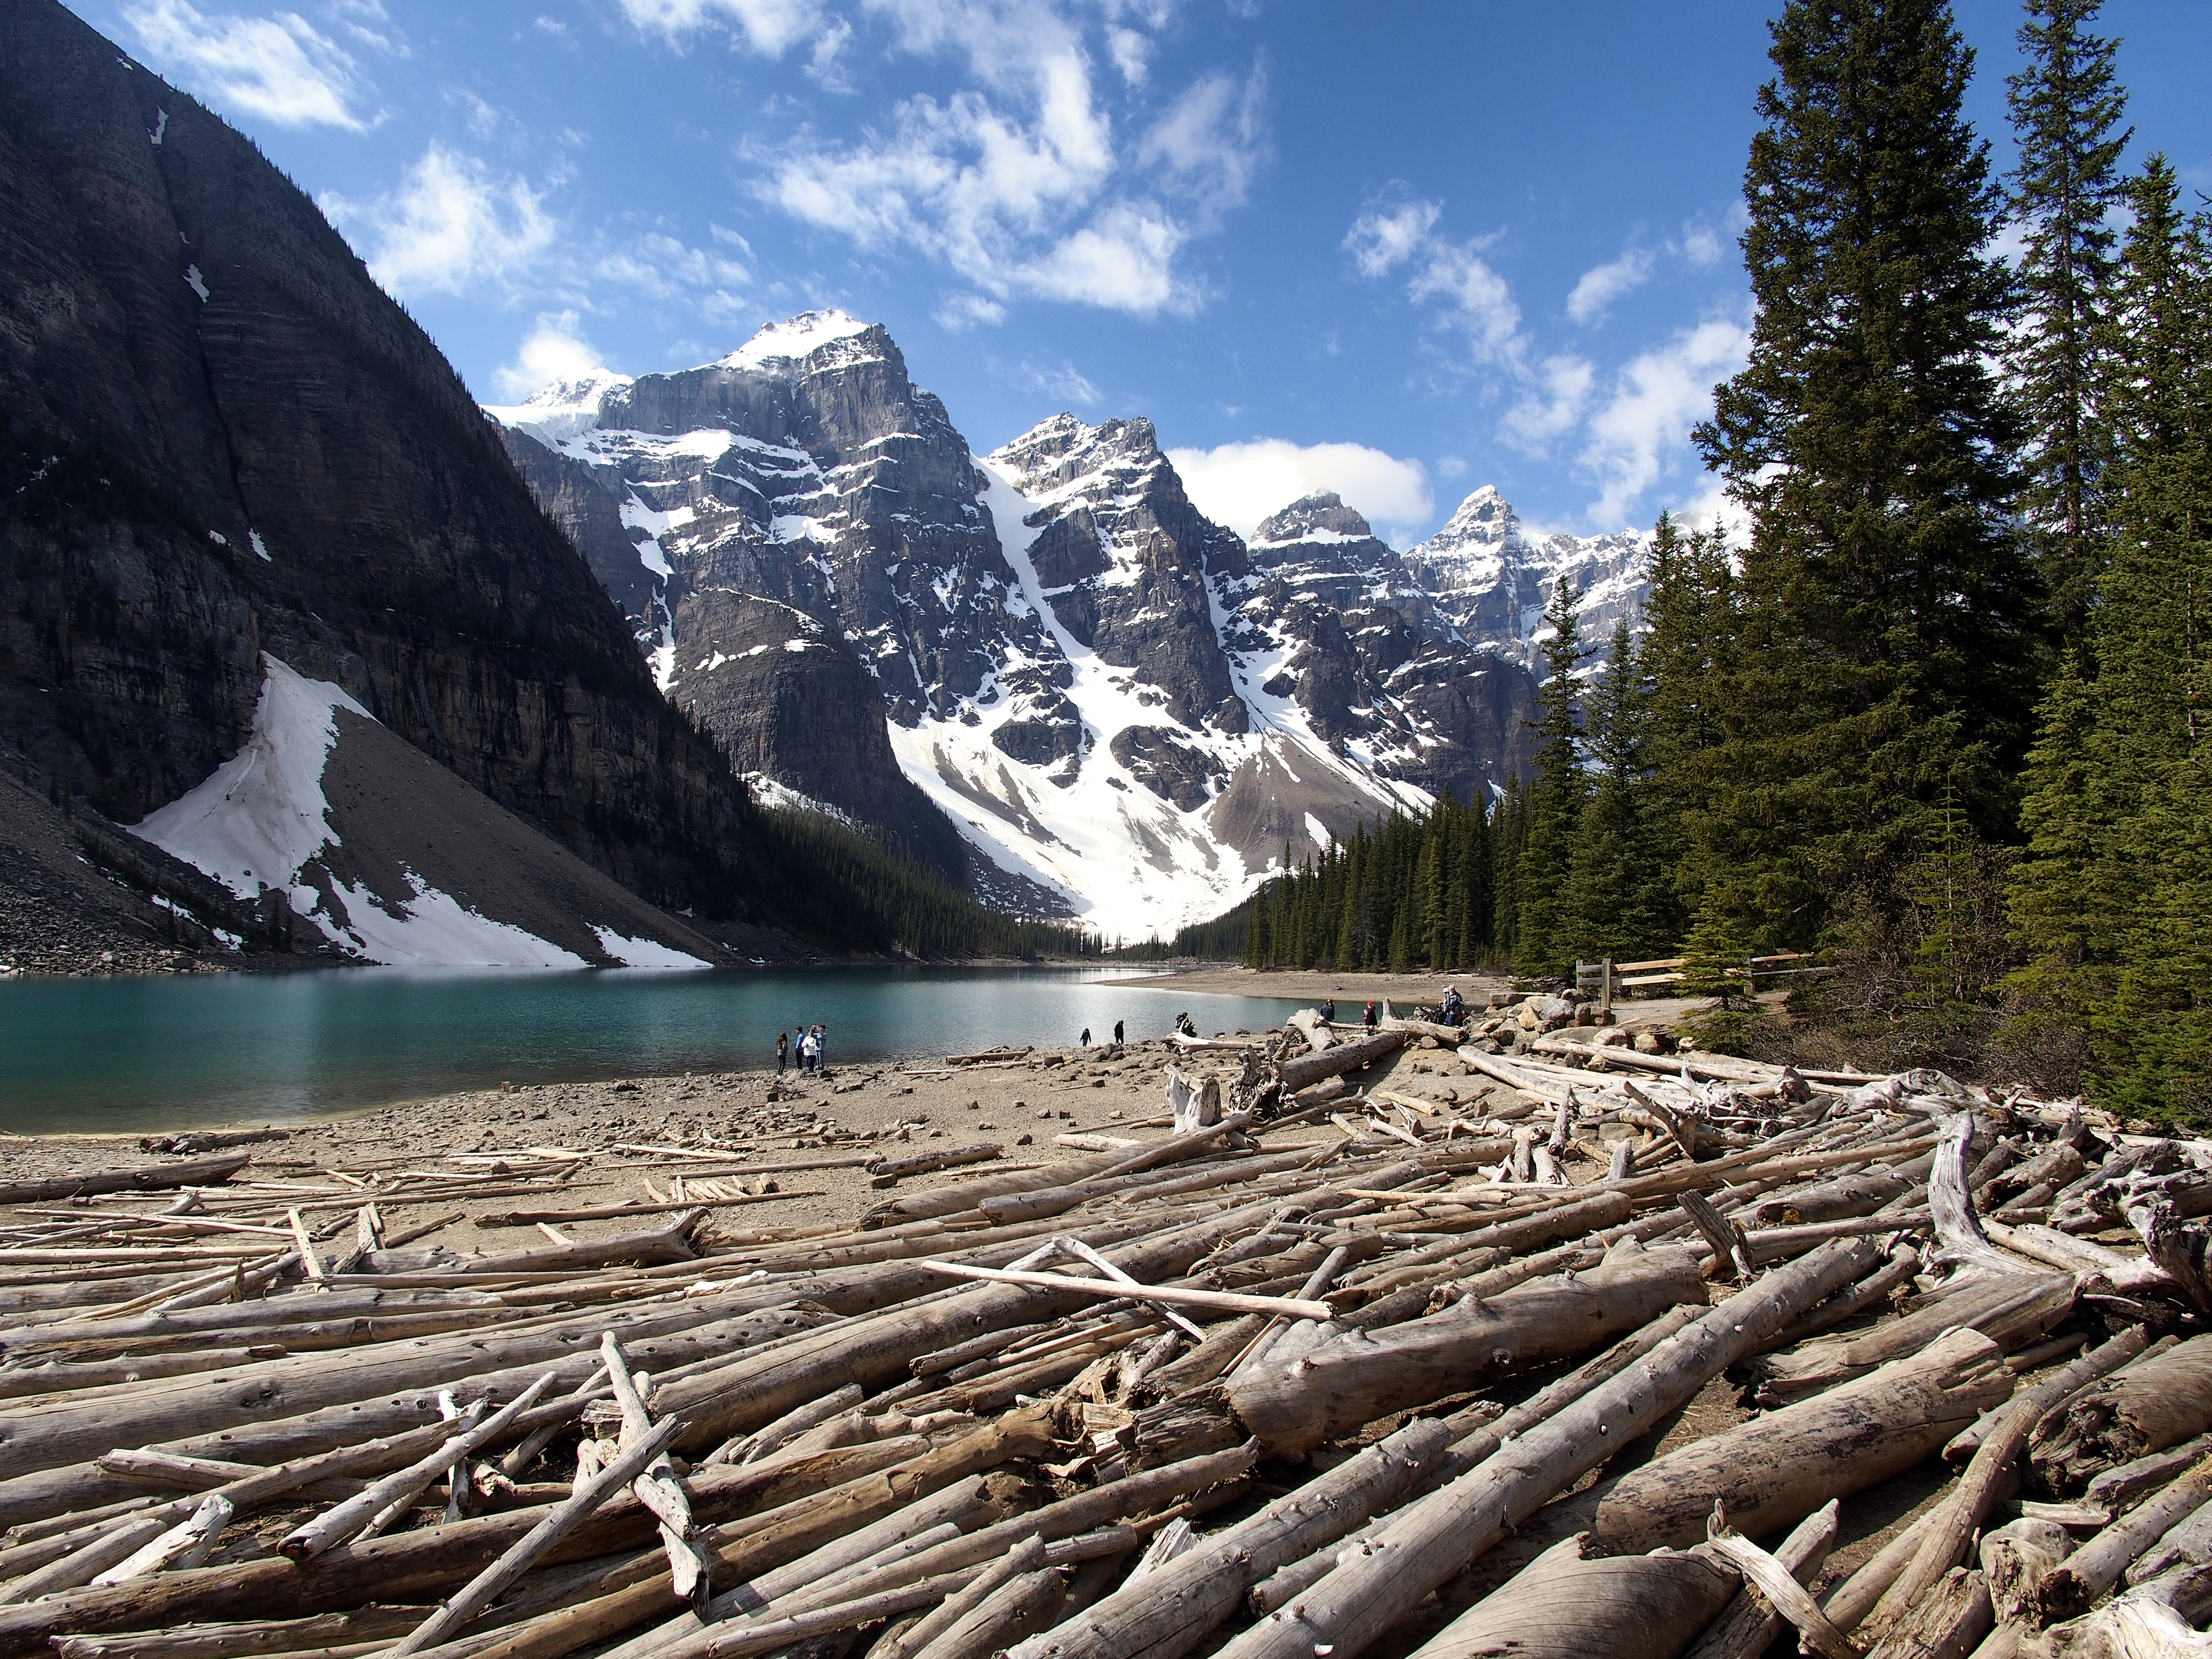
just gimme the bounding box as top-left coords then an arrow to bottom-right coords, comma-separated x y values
0,966 -> 1305,1132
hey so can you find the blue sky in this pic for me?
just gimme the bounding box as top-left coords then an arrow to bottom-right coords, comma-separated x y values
90,0 -> 2212,546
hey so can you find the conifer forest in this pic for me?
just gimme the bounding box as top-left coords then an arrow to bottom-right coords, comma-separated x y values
1203,0 -> 2209,1122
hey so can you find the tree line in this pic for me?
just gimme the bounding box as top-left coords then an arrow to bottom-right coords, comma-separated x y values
1202,0 -> 2209,1119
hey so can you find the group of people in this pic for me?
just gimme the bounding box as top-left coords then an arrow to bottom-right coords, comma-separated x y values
1079,1021 -> 1129,1047
1319,987 -> 1463,1030
775,1024 -> 828,1075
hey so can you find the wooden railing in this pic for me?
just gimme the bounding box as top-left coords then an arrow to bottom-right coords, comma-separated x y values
1575,952 -> 1815,1010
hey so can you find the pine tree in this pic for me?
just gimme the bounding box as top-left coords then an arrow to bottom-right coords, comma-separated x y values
1638,514 -> 1738,924
1514,576 -> 1587,974
2007,158 -> 2212,1118
1559,620 -> 1675,962
2006,0 -> 2130,643
1694,0 -> 2042,950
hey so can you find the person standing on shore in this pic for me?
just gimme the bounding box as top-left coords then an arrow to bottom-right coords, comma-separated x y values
1363,1001 -> 1378,1030
1319,997 -> 1334,1024
816,1025 -> 829,1072
1080,1027 -> 1091,1048
776,1032 -> 789,1075
1114,1020 -> 1124,1046
799,1027 -> 818,1074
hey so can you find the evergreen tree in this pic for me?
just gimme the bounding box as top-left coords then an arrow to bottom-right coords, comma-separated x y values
2007,157 -> 2212,1118
1514,576 -> 1587,974
2006,0 -> 2130,642
1694,0 -> 2042,950
1638,513 -> 1738,922
1559,620 -> 1675,962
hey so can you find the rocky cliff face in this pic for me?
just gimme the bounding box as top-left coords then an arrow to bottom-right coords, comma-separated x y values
1404,485 -> 1650,671
494,349 -> 1567,939
1219,492 -> 1537,803
491,313 -> 1048,892
0,0 -> 775,937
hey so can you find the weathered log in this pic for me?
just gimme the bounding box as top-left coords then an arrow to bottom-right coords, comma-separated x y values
1209,1237 -> 1885,1659
1407,1536 -> 1741,1659
1685,1503 -> 1839,1659
1752,1272 -> 2076,1404
49,1605 -> 430,1659
2031,1336 -> 2212,1491
1589,1328 -> 2013,1554
388,1417 -> 682,1656
918,1261 -> 1329,1321
907,1566 -> 1062,1659
2038,1564 -> 2212,1658
1980,1518 -> 2072,1622
875,1537 -> 1046,1659
1279,1031 -> 1408,1094
1703,1513 -> 1859,1659
0,1155 -> 251,1207
1864,1566 -> 1990,1659
1226,1251 -> 1704,1455
0,1518 -> 165,1605
90,1496 -> 231,1585
2085,1431 -> 2212,1514
1866,1325 -> 2151,1631
1011,1419 -> 1452,1659
600,1334 -> 706,1603
865,1145 -> 1004,1184
2034,1448 -> 2212,1623
283,1375 -> 559,1560
2127,1490 -> 2212,1585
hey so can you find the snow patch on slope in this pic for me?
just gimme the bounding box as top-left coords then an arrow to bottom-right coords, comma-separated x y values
591,926 -> 709,970
325,872 -> 587,969
134,656 -> 609,969
136,654 -> 366,901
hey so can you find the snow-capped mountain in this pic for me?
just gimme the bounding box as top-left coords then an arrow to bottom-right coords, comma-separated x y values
1403,485 -> 1650,671
488,312 -> 1645,939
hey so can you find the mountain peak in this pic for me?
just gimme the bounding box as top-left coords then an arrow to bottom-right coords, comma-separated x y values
1435,484 -> 1518,541
1252,492 -> 1376,547
718,309 -> 874,371
482,367 -> 633,443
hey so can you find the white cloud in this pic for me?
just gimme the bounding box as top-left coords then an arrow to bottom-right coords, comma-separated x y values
1017,203 -> 1188,313
616,0 -> 827,55
1577,316 -> 1749,525
754,3 -> 1249,318
1138,66 -> 1268,219
1344,196 -> 1440,278
1167,438 -> 1433,545
1021,359 -> 1101,406
323,145 -> 556,299
1409,242 -> 1521,364
1502,353 -> 1594,453
936,291 -> 1007,330
1681,224 -> 1726,267
493,311 -> 606,400
122,0 -> 372,129
1565,246 -> 1653,325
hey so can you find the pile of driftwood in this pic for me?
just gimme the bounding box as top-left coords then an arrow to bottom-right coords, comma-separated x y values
4,1021 -> 2212,1659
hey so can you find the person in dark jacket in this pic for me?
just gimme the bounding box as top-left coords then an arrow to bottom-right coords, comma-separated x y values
1114,1020 -> 1125,1046
776,1032 -> 789,1075
1363,1001 -> 1378,1030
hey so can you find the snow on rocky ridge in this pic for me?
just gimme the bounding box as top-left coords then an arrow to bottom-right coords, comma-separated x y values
488,313 -> 1649,938
135,654 -> 717,969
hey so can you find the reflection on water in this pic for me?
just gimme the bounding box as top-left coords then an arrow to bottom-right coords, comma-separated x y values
0,965 -> 1304,1131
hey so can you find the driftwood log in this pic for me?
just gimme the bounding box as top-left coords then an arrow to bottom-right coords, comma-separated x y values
2031,1336 -> 2212,1492
1589,1327 -> 2013,1554
1406,1536 -> 1741,1659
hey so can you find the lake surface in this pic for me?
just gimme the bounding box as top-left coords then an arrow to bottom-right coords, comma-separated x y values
0,966 -> 1305,1133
